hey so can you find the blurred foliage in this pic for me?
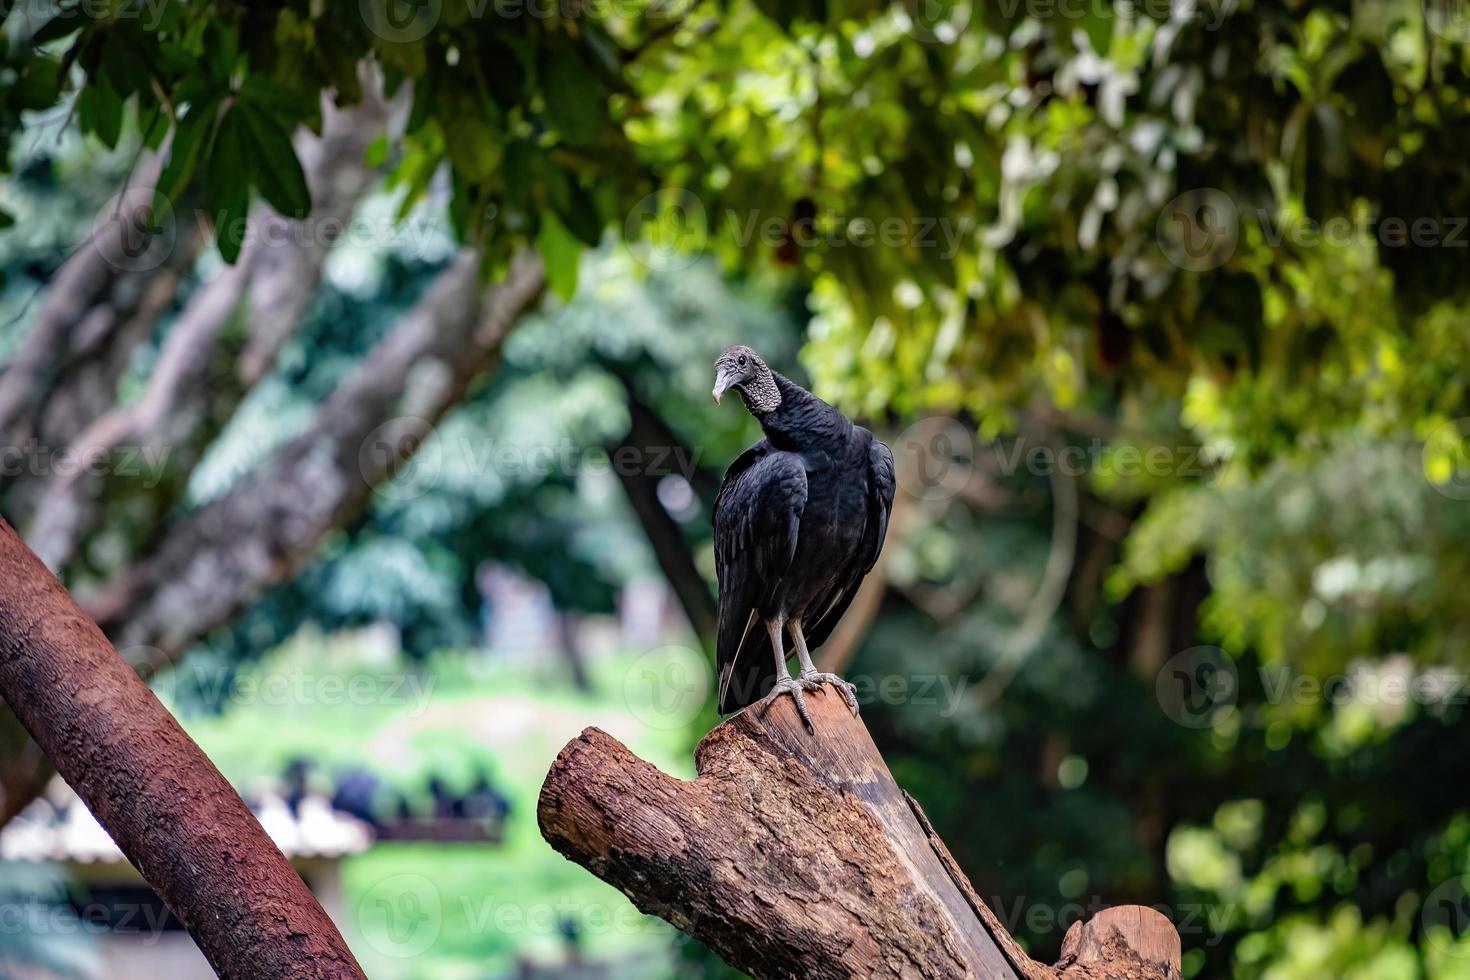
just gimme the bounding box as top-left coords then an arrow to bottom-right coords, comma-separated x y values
4,0 -> 1470,977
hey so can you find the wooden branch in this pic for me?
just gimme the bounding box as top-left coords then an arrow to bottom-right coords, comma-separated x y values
0,518 -> 364,978
539,691 -> 1181,980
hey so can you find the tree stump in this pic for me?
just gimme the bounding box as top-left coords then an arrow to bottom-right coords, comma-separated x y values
539,688 -> 1182,980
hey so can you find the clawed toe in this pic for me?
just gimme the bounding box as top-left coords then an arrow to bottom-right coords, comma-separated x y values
760,676 -> 814,731
798,672 -> 861,716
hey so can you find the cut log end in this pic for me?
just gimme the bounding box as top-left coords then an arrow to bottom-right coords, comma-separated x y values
1058,905 -> 1183,980
539,690 -> 1184,980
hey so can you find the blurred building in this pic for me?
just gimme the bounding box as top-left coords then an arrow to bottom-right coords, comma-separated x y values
0,786 -> 372,980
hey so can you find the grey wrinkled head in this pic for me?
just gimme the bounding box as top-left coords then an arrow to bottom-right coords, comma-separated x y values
712,345 -> 780,414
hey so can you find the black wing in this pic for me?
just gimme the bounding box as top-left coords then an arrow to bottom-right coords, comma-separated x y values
713,441 -> 808,713
803,434 -> 896,650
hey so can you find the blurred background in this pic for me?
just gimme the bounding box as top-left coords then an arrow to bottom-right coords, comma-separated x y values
2,0 -> 1470,978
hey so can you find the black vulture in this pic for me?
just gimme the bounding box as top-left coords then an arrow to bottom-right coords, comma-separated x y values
711,345 -> 895,729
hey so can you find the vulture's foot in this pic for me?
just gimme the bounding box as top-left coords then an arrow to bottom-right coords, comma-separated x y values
798,670 -> 860,716
760,675 -> 815,731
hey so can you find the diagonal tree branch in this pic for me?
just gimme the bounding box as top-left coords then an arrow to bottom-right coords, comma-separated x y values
85,250 -> 544,659
0,518 -> 366,979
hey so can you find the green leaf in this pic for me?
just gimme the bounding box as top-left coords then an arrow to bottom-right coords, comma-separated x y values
537,211 -> 582,302
239,74 -> 315,124
442,114 -> 497,183
1081,6 -> 1113,55
13,56 -> 62,111
76,80 -> 123,149
100,28 -> 150,97
0,210 -> 15,230
542,53 -> 601,145
206,107 -> 251,264
238,103 -> 311,218
364,133 -> 390,169
503,139 -> 533,208
156,103 -> 217,209
29,7 -> 86,47
554,179 -> 604,248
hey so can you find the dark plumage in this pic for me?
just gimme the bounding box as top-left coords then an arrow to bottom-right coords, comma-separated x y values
711,345 -> 895,727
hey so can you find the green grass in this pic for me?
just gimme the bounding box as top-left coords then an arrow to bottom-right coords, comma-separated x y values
163,631 -> 707,979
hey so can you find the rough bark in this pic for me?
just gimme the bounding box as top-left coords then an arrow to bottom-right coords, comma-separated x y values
85,250 -> 545,658
539,691 -> 1182,980
0,518 -> 365,979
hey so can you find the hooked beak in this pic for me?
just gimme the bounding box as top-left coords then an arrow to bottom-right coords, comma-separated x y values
712,369 -> 733,405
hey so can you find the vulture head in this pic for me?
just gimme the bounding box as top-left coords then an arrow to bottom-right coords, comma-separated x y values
712,345 -> 781,414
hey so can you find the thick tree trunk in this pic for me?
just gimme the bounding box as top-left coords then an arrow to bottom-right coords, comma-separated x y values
539,692 -> 1181,980
0,518 -> 365,979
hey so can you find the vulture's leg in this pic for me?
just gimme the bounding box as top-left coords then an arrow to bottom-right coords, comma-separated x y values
789,619 -> 860,715
758,617 -> 815,731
